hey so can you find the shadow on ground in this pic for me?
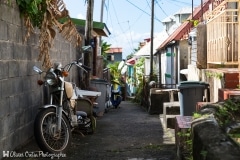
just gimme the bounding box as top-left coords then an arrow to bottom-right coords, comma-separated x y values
6,101 -> 177,160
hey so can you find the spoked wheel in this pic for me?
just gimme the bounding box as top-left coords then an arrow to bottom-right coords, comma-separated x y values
34,108 -> 72,153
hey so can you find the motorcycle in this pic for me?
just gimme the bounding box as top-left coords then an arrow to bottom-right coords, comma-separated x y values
110,79 -> 122,108
33,47 -> 101,153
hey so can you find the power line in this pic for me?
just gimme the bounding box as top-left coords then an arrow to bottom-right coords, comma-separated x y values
155,0 -> 168,17
167,0 -> 192,6
125,0 -> 162,23
104,0 -> 119,45
127,21 -> 134,52
162,0 -> 199,7
104,0 -> 136,54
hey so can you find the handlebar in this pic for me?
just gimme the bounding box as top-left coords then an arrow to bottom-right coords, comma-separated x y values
81,64 -> 91,71
63,46 -> 92,72
64,60 -> 91,73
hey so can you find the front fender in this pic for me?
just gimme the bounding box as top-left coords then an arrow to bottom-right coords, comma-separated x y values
40,104 -> 59,109
38,104 -> 69,118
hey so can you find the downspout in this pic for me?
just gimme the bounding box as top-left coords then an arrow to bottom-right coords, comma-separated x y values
177,45 -> 180,85
92,37 -> 97,76
157,50 -> 162,88
171,46 -> 173,88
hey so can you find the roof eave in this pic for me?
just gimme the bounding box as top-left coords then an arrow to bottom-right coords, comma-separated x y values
157,0 -> 211,50
71,18 -> 111,37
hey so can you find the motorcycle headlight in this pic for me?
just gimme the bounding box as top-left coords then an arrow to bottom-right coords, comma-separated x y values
45,70 -> 58,86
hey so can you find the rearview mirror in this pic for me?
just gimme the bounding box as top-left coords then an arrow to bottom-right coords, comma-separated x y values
82,45 -> 92,53
33,66 -> 43,74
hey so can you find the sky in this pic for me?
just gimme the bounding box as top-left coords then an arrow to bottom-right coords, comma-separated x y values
64,0 -> 202,58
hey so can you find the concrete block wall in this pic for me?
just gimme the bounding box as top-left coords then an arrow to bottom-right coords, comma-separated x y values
0,1 -> 80,158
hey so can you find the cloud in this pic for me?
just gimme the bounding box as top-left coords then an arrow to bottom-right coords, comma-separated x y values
77,13 -> 85,19
103,29 -> 151,58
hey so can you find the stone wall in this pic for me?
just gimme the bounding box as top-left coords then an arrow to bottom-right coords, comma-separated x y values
192,116 -> 240,160
0,1 -> 80,158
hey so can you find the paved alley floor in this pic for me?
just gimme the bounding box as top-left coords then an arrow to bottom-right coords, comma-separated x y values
6,101 -> 176,160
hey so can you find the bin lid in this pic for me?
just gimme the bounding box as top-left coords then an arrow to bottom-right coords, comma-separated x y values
177,81 -> 209,89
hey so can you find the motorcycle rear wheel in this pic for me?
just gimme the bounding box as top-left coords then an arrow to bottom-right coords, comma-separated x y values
88,115 -> 96,134
34,108 -> 72,153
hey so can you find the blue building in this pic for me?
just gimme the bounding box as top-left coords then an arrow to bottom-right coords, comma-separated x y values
106,47 -> 123,63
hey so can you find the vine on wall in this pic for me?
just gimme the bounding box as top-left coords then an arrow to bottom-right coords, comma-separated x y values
16,0 -> 82,68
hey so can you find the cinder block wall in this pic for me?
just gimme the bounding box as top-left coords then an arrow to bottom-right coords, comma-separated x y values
0,1 -> 80,157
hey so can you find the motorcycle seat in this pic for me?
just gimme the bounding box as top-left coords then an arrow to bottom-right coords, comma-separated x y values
76,111 -> 87,118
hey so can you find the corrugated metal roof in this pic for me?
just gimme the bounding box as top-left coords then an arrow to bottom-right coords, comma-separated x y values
134,31 -> 169,56
162,15 -> 175,23
106,48 -> 122,53
158,0 -> 211,50
174,7 -> 192,15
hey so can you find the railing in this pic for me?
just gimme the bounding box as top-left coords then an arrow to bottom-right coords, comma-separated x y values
141,75 -> 177,110
102,68 -> 111,83
206,1 -> 239,66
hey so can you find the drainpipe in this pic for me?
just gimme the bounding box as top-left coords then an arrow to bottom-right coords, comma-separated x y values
158,50 -> 162,87
177,45 -> 180,85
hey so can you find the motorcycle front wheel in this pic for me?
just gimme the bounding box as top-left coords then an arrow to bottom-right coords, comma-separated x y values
34,108 -> 72,153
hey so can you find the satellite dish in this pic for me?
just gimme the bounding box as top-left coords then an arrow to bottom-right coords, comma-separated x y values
121,65 -> 127,75
118,60 -> 125,70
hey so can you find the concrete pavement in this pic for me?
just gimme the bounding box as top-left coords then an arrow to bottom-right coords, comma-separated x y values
4,101 -> 176,160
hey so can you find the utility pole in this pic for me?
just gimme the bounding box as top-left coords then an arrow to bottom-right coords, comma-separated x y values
150,0 -> 154,79
192,0 -> 193,20
201,0 -> 203,22
238,1 -> 240,88
84,0 -> 94,88
99,0 -> 105,46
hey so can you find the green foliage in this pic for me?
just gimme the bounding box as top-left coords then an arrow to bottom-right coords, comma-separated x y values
7,0 -> 12,5
200,150 -> 208,159
177,129 -> 193,160
133,57 -> 145,103
134,81 -> 143,103
126,53 -> 134,60
205,71 -> 223,79
215,98 -> 240,126
16,0 -> 47,28
107,61 -> 122,83
126,47 -> 140,60
193,112 -> 202,119
101,41 -> 111,67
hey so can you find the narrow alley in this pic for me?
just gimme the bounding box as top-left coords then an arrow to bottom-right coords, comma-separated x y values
7,101 -> 176,160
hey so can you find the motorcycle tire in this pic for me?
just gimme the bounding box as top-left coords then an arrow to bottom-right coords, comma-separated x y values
88,115 -> 96,134
34,108 -> 72,153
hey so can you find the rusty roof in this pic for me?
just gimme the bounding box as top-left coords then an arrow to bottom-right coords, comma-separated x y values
157,0 -> 211,50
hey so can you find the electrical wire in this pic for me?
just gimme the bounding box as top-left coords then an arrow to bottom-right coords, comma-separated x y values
102,0 -> 199,56
155,0 -> 168,17
103,0 -> 119,45
125,0 -> 162,23
104,0 -> 135,53
162,0 -> 199,7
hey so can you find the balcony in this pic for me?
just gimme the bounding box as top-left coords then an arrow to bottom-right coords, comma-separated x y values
206,0 -> 239,68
